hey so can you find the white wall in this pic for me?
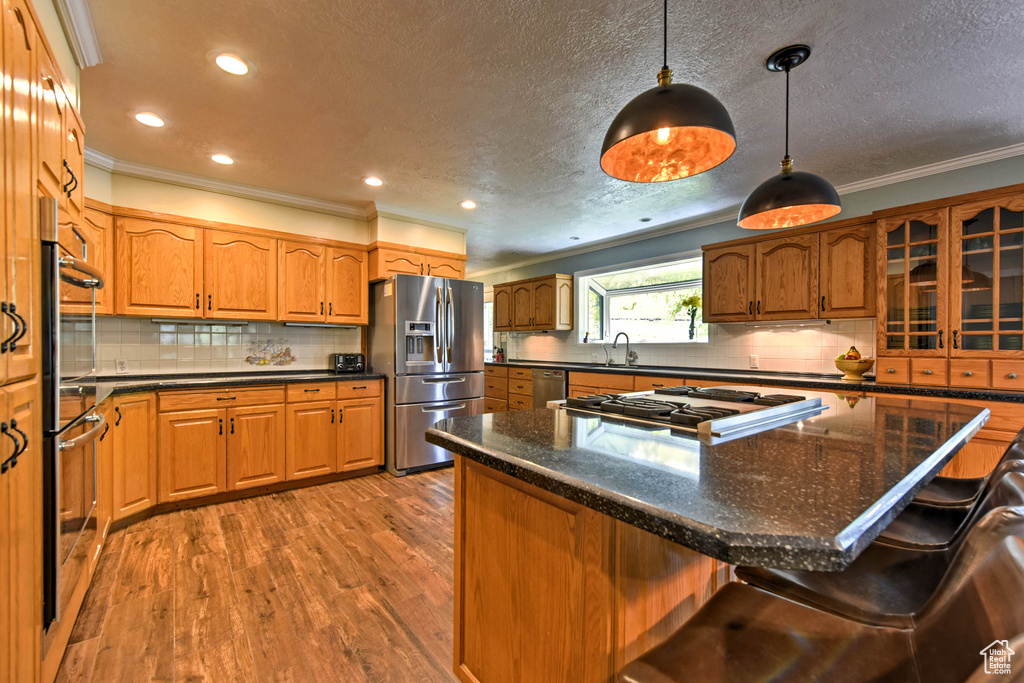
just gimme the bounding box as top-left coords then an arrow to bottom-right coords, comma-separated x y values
35,0 -> 80,107
370,214 -> 466,253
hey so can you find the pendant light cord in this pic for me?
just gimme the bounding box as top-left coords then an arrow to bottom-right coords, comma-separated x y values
662,0 -> 668,70
784,62 -> 791,160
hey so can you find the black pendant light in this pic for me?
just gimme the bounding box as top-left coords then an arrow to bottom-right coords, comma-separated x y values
600,0 -> 736,183
738,45 -> 841,229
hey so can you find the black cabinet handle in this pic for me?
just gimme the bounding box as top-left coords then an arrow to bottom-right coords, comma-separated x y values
10,304 -> 26,345
114,406 -> 122,426
938,330 -> 944,349
219,418 -> 223,435
321,301 -> 324,315
756,300 -> 761,315
748,301 -> 752,315
62,160 -> 73,193
99,422 -> 110,442
350,386 -> 366,390
331,409 -> 335,424
427,265 -> 431,276
230,417 -> 234,434
304,388 -> 320,392
2,302 -> 20,352
10,420 -> 27,456
329,302 -> 333,316
216,396 -> 237,401
952,330 -> 959,349
0,302 -> 12,353
196,293 -> 200,309
820,295 -> 826,312
208,294 -> 212,310
338,408 -> 343,424
1,422 -> 20,473
67,171 -> 78,197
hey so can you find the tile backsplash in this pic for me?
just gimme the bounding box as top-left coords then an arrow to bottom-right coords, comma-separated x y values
80,317 -> 362,375
503,319 -> 877,375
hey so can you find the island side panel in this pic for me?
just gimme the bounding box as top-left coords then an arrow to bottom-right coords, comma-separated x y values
454,455 -> 731,683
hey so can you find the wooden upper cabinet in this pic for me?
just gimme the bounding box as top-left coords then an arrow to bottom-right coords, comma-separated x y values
205,230 -> 277,320
115,217 -> 204,317
532,275 -> 573,330
511,281 -> 534,328
61,207 -> 114,315
876,209 -> 949,357
370,247 -> 423,280
278,240 -> 326,323
326,247 -> 368,324
65,107 -> 86,223
819,223 -> 876,319
703,244 -> 756,322
425,255 -> 465,279
36,50 -> 65,206
226,404 -> 286,490
756,234 -> 819,320
494,284 -> 513,331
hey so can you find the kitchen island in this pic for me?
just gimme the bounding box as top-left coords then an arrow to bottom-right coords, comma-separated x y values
425,389 -> 989,682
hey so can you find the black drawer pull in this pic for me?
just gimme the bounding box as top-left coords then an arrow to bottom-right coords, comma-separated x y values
216,396 -> 237,401
304,388 -> 320,392
349,386 -> 367,390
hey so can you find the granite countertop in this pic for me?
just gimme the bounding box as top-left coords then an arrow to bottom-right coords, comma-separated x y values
486,359 -> 1024,404
94,370 -> 386,397
426,387 -> 990,571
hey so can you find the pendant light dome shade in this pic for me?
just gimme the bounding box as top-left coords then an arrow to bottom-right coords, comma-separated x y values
739,45 -> 841,229
737,160 -> 841,229
600,80 -> 736,183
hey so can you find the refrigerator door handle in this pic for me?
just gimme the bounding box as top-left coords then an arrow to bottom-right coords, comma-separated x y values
421,377 -> 466,384
446,286 -> 454,363
435,286 -> 445,364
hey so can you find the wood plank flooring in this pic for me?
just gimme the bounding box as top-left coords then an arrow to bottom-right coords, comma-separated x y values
56,469 -> 459,683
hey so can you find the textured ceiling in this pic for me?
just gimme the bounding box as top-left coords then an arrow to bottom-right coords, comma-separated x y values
81,0 -> 1024,272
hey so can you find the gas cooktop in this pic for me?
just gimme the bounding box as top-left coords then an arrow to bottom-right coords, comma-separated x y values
560,385 -> 826,439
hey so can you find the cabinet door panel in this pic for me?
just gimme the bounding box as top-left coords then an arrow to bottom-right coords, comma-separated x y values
533,279 -> 555,329
65,108 -> 86,222
703,245 -> 755,322
205,230 -> 277,320
819,223 -> 875,318
115,218 -> 203,317
756,234 -> 819,320
61,208 -> 114,315
278,240 -> 326,322
426,256 -> 464,279
157,409 -> 225,503
37,51 -> 65,205
338,398 -> 382,471
377,249 -> 422,278
326,247 -> 368,324
493,285 -> 513,331
285,401 -> 337,479
112,393 -> 157,520
511,282 -> 534,329
227,404 -> 285,490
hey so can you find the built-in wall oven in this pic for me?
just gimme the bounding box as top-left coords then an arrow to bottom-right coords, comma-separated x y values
40,198 -> 107,638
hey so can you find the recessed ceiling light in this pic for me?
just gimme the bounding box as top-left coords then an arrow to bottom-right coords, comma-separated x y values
569,236 -> 580,240
215,53 -> 250,75
363,176 -> 383,187
640,217 -> 652,222
134,112 -> 165,127
460,200 -> 477,210
211,154 -> 234,165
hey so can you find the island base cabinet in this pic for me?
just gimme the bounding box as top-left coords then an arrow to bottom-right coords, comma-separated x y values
111,393 -> 157,520
158,409 -> 226,503
454,456 -> 729,683
338,398 -> 382,471
285,401 -> 337,479
226,404 -> 286,490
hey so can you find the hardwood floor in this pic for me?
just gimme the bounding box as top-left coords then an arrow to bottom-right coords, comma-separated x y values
56,469 -> 459,683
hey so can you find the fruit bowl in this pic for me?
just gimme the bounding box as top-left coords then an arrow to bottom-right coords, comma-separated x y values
835,358 -> 875,383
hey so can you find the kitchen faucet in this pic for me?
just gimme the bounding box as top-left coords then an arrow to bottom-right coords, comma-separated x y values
613,332 -> 639,367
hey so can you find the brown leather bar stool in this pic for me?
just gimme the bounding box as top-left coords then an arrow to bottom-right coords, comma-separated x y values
879,460 -> 1024,550
913,429 -> 1024,508
733,471 -> 1024,628
618,506 -> 1024,683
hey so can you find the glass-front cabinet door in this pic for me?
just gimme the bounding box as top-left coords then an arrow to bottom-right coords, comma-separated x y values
950,194 -> 1024,358
876,209 -> 949,357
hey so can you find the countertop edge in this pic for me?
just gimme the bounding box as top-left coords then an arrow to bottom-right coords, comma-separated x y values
99,372 -> 387,396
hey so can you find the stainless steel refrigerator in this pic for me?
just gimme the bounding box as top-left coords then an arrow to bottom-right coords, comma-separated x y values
369,274 -> 484,475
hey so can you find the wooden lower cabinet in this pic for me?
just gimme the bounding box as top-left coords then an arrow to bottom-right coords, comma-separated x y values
227,404 -> 286,490
158,408 -> 226,503
338,398 -> 382,471
484,397 -> 507,413
285,400 -> 337,479
111,393 -> 157,520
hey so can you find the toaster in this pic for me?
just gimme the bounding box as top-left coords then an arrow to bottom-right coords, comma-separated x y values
330,353 -> 366,374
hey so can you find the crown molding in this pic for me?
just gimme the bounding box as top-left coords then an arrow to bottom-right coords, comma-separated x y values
468,142 -> 1024,278
85,147 -> 370,221
54,0 -> 103,67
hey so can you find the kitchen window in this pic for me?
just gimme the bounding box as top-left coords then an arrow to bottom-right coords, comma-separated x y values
578,254 -> 707,344
483,301 -> 494,361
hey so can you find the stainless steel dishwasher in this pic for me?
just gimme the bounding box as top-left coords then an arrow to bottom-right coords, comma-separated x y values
532,368 -> 566,407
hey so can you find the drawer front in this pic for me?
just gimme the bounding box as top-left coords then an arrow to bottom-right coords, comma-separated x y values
991,361 -> 1024,391
875,357 -> 909,384
336,379 -> 383,400
485,365 -> 508,378
159,385 -> 286,411
508,395 -> 532,411
568,386 -> 600,399
484,398 -> 507,414
508,379 -> 533,396
509,367 -> 532,380
635,375 -> 681,392
948,360 -> 991,389
286,382 -> 338,402
910,359 -> 948,386
569,371 -> 634,392
484,380 -> 508,399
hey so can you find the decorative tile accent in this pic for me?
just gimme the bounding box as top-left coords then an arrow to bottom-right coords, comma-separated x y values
245,339 -> 296,366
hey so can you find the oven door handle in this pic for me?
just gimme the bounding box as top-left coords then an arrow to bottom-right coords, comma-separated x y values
59,414 -> 106,451
59,255 -> 105,289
